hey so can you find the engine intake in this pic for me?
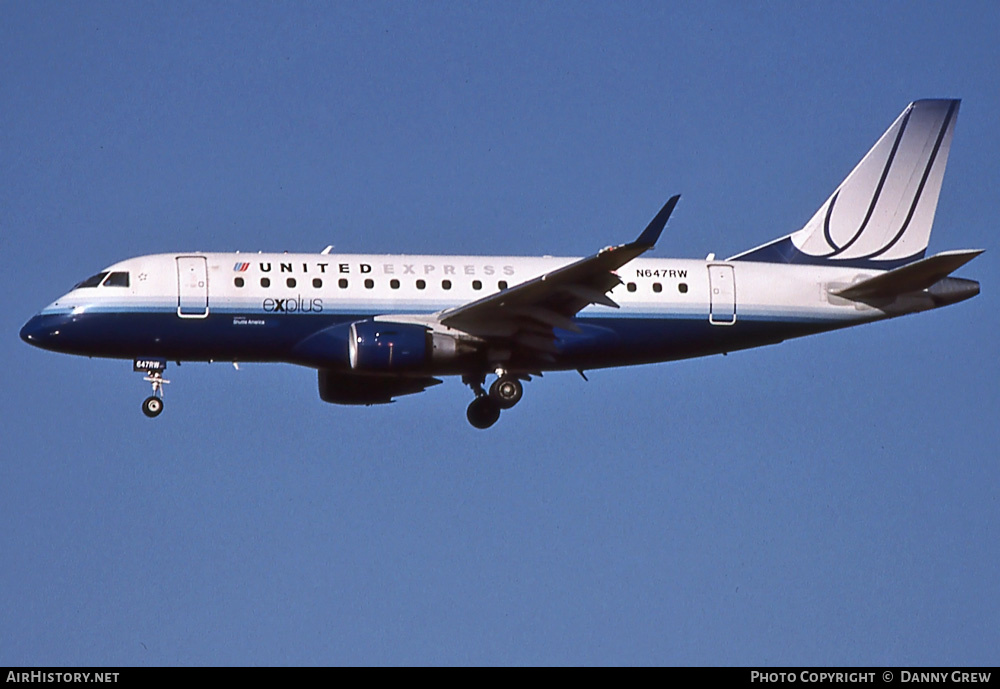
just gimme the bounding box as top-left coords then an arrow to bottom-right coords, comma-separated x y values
348,320 -> 467,371
349,321 -> 427,370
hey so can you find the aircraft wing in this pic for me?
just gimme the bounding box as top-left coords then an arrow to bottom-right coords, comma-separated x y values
438,196 -> 679,359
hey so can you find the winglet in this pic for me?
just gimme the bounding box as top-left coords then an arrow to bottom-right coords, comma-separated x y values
634,195 -> 680,248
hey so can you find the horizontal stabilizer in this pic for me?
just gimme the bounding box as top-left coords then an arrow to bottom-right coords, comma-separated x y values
832,249 -> 983,300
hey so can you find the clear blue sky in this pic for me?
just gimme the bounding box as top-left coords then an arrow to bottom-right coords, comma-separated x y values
2,1 -> 998,666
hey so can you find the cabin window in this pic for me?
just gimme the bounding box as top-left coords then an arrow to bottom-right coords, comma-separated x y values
261,277 -> 271,288
75,272 -> 108,289
442,279 -> 452,290
339,278 -> 348,289
234,277 -> 245,288
364,278 -> 374,289
103,271 -> 130,287
627,282 -> 637,292
652,282 -> 662,293
498,281 -> 508,290
678,283 -> 688,294
312,278 -> 322,288
286,277 -> 297,288
472,280 -> 482,290
390,279 -> 400,289
416,279 -> 426,290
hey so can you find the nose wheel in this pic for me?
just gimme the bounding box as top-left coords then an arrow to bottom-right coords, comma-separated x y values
142,395 -> 164,418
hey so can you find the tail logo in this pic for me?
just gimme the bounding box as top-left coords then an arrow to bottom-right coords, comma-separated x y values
810,100 -> 957,262
730,99 -> 960,269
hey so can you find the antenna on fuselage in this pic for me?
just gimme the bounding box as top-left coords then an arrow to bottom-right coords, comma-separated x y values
321,245 -> 333,255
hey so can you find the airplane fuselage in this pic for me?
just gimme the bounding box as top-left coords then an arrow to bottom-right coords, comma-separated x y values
21,251 -> 955,375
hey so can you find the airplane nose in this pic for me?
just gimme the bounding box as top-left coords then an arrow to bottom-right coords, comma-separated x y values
21,315 -> 45,345
20,314 -> 63,349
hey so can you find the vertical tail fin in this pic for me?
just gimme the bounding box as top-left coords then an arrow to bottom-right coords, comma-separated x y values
731,99 -> 960,269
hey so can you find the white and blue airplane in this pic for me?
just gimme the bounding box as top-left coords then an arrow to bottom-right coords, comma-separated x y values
21,99 -> 981,428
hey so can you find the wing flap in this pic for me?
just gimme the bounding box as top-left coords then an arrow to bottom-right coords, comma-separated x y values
514,332 -> 561,354
557,283 -> 620,308
508,306 -> 583,333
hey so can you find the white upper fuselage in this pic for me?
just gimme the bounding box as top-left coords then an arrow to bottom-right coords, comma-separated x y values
40,251 -> 888,325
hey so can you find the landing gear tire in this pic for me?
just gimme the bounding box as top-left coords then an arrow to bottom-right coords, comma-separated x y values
467,396 -> 501,429
490,376 -> 523,409
142,396 -> 163,418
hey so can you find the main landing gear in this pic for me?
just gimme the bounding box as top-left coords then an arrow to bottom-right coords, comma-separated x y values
464,371 -> 525,429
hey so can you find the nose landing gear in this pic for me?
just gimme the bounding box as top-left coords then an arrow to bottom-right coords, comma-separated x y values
134,359 -> 169,418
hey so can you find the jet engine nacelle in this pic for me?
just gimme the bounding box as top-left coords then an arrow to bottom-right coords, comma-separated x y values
348,320 -> 463,371
317,369 -> 442,405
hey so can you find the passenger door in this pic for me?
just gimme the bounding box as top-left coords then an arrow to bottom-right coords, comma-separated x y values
176,256 -> 209,318
708,264 -> 736,325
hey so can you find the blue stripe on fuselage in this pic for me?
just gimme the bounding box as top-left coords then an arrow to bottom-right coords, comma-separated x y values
20,308 -> 859,373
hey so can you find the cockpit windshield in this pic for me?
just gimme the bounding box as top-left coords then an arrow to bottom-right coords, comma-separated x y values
74,271 -> 130,288
103,271 -> 130,287
75,272 -> 109,288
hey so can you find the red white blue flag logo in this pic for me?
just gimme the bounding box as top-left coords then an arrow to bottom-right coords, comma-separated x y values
234,262 -> 250,272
